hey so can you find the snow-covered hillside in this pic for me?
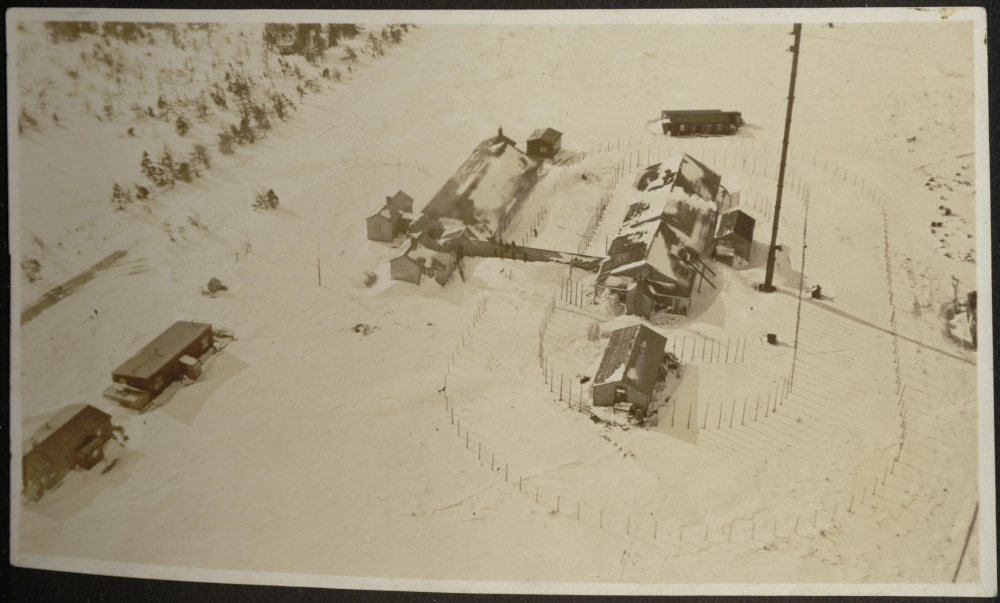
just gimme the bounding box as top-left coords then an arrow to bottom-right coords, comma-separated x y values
11,15 -> 987,592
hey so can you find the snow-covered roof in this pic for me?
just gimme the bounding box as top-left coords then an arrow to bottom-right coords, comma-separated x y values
598,154 -> 720,296
593,324 -> 667,396
421,131 -> 543,233
528,127 -> 562,144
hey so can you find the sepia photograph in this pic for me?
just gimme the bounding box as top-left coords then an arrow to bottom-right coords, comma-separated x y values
7,6 -> 995,597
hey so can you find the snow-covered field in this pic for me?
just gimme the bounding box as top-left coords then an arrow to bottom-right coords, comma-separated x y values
9,13 -> 991,593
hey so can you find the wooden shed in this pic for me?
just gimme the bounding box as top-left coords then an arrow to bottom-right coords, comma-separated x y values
713,209 -> 755,268
592,324 -> 667,416
367,206 -> 400,242
526,127 -> 562,159
109,321 -> 213,405
22,404 -> 114,501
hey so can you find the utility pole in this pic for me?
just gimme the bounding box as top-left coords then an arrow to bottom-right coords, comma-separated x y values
761,23 -> 802,292
317,231 -> 322,287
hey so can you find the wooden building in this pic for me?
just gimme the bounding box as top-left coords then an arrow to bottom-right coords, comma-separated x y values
366,190 -> 416,242
108,321 -> 213,408
713,209 -> 755,268
660,110 -> 743,137
389,236 -> 456,287
526,127 -> 562,159
367,206 -> 402,242
592,324 -> 667,416
597,154 -> 722,317
22,404 -> 114,501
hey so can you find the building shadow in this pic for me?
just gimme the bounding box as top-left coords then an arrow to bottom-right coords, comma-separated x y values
159,351 -> 249,426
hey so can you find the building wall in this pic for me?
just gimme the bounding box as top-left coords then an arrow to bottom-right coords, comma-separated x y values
367,216 -> 395,242
593,381 -> 647,410
527,139 -> 556,159
390,257 -> 422,285
664,120 -> 737,137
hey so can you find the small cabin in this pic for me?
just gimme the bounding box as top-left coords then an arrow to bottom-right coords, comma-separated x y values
713,209 -> 755,268
367,207 -> 400,242
661,110 -> 743,137
108,321 -> 213,408
592,324 -> 667,417
22,404 -> 114,501
385,190 -> 414,214
526,127 -> 562,159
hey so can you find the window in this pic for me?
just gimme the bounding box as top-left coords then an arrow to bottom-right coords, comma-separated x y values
680,124 -> 688,134
152,375 -> 164,391
201,335 -> 211,349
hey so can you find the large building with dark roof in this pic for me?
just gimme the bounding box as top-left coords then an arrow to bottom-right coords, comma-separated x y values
109,321 -> 213,406
22,404 -> 114,501
660,110 -> 743,137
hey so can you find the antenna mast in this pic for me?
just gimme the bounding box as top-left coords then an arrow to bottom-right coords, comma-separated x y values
761,23 -> 802,292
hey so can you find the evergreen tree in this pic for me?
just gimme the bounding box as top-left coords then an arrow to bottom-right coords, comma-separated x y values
140,151 -> 156,180
111,182 -> 124,210
175,115 -> 191,136
218,129 -> 235,155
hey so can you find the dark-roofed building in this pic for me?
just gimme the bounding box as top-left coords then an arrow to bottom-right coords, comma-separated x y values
592,324 -> 667,416
713,209 -> 756,268
385,190 -> 415,214
526,127 -> 562,159
109,321 -> 213,407
22,404 -> 114,501
367,191 -> 415,243
661,110 -> 743,137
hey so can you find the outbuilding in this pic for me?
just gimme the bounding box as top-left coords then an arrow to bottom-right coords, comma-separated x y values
661,110 -> 743,137
713,209 -> 756,268
592,324 -> 667,416
22,404 -> 115,501
526,127 -> 563,159
108,321 -> 214,408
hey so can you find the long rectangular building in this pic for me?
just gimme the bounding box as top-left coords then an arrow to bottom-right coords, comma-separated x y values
111,321 -> 213,402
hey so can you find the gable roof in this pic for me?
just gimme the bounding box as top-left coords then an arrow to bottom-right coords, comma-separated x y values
528,127 -> 562,145
593,324 -> 667,396
661,110 -> 740,125
113,321 -> 212,380
24,404 -> 111,470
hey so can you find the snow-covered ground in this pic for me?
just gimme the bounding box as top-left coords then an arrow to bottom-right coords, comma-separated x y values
10,15 -> 989,592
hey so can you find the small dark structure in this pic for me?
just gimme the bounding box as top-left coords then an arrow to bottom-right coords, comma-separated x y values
714,209 -> 755,268
22,404 -> 114,501
592,324 -> 668,416
108,321 -> 214,408
766,333 -> 778,345
661,110 -> 743,137
526,127 -> 563,159
366,190 -> 415,243
385,190 -> 415,214
968,291 -> 977,347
